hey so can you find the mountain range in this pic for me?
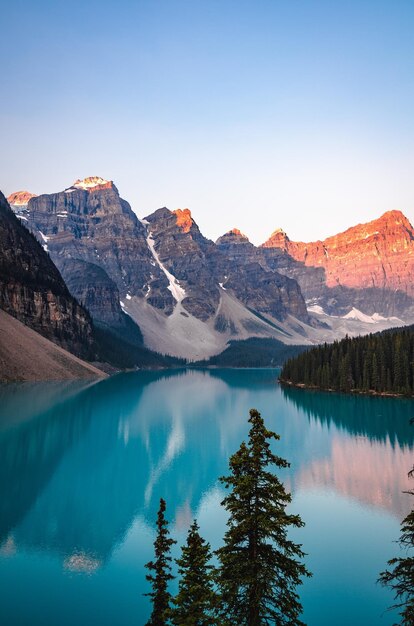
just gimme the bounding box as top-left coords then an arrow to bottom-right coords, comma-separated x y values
4,176 -> 414,373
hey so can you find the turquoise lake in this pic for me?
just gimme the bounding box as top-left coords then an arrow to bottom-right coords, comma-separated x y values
0,368 -> 413,625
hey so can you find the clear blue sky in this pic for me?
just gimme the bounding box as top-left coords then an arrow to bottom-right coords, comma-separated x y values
2,0 -> 414,243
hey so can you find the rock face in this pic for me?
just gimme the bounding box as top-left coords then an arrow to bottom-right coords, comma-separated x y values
28,177 -> 159,298
0,192 -> 94,357
214,228 -> 309,322
144,207 -> 220,321
144,211 -> 309,323
25,177 -> 173,330
58,259 -> 125,328
21,180 -> 308,331
7,190 -> 37,207
13,175 -> 411,359
261,211 -> 414,316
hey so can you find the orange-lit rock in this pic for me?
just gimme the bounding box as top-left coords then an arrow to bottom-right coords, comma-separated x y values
173,208 -> 193,233
71,176 -> 114,192
262,210 -> 414,297
7,190 -> 37,206
215,228 -> 250,245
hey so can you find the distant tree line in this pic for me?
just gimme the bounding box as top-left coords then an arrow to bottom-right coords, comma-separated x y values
280,326 -> 414,396
195,337 -> 307,368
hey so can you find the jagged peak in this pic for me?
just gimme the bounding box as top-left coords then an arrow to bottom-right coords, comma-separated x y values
375,209 -> 412,228
69,176 -> 114,192
216,228 -> 250,245
7,190 -> 37,206
271,227 -> 288,238
231,228 -> 244,236
144,207 -> 172,223
173,208 -> 193,233
261,227 -> 290,248
262,210 -> 413,250
323,209 -> 414,245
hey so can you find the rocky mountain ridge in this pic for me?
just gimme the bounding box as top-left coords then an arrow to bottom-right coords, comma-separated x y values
262,210 -> 414,291
8,178 -> 311,358
7,178 -> 414,359
22,178 -> 167,330
0,192 -> 94,358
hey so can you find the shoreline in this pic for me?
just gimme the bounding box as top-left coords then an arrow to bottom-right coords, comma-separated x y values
279,378 -> 414,399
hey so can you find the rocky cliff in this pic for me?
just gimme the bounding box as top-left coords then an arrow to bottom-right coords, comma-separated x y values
7,190 -> 37,207
144,209 -> 309,323
215,228 -> 309,322
144,207 -> 220,320
9,176 -> 411,360
27,177 -> 160,298
12,179 -> 310,359
261,211 -> 414,317
58,259 -> 125,328
0,192 -> 94,357
23,177 -> 172,329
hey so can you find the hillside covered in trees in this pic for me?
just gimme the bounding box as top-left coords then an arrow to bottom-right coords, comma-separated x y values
280,325 -> 414,396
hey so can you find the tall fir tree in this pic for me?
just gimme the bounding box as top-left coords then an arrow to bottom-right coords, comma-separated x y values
170,520 -> 219,625
379,466 -> 414,625
216,409 -> 311,626
145,498 -> 176,626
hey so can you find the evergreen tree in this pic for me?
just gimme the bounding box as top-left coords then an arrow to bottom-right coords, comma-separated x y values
145,498 -> 177,626
281,324 -> 414,397
170,520 -> 219,625
379,468 -> 414,625
216,409 -> 311,625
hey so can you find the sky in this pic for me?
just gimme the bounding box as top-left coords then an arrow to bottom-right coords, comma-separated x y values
1,0 -> 414,244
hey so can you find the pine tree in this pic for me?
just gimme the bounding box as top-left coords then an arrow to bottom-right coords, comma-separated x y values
379,467 -> 414,625
170,520 -> 219,625
216,409 -> 311,625
145,498 -> 177,626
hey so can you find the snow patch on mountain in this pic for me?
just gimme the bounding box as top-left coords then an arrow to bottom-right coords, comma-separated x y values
146,233 -> 186,302
342,307 -> 404,325
307,304 -> 326,315
343,307 -> 377,324
122,291 -> 315,360
72,176 -> 110,190
308,303 -> 405,327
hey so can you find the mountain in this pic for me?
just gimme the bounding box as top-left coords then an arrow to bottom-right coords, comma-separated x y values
262,210 -> 414,293
261,211 -> 414,318
7,190 -> 37,208
8,178 -> 414,360
19,177 -> 162,328
0,191 -> 94,358
214,227 -> 309,321
10,178 -> 315,360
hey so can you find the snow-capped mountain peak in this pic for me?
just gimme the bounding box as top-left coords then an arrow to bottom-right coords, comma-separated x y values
71,176 -> 112,191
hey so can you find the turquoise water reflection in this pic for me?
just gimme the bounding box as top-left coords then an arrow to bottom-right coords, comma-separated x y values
0,369 -> 413,625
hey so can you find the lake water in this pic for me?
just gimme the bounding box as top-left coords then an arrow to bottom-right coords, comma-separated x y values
0,368 -> 413,625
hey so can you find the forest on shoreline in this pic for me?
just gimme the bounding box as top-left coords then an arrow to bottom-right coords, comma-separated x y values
280,325 -> 414,396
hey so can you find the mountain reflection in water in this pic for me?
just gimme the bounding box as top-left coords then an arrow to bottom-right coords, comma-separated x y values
0,369 -> 413,626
